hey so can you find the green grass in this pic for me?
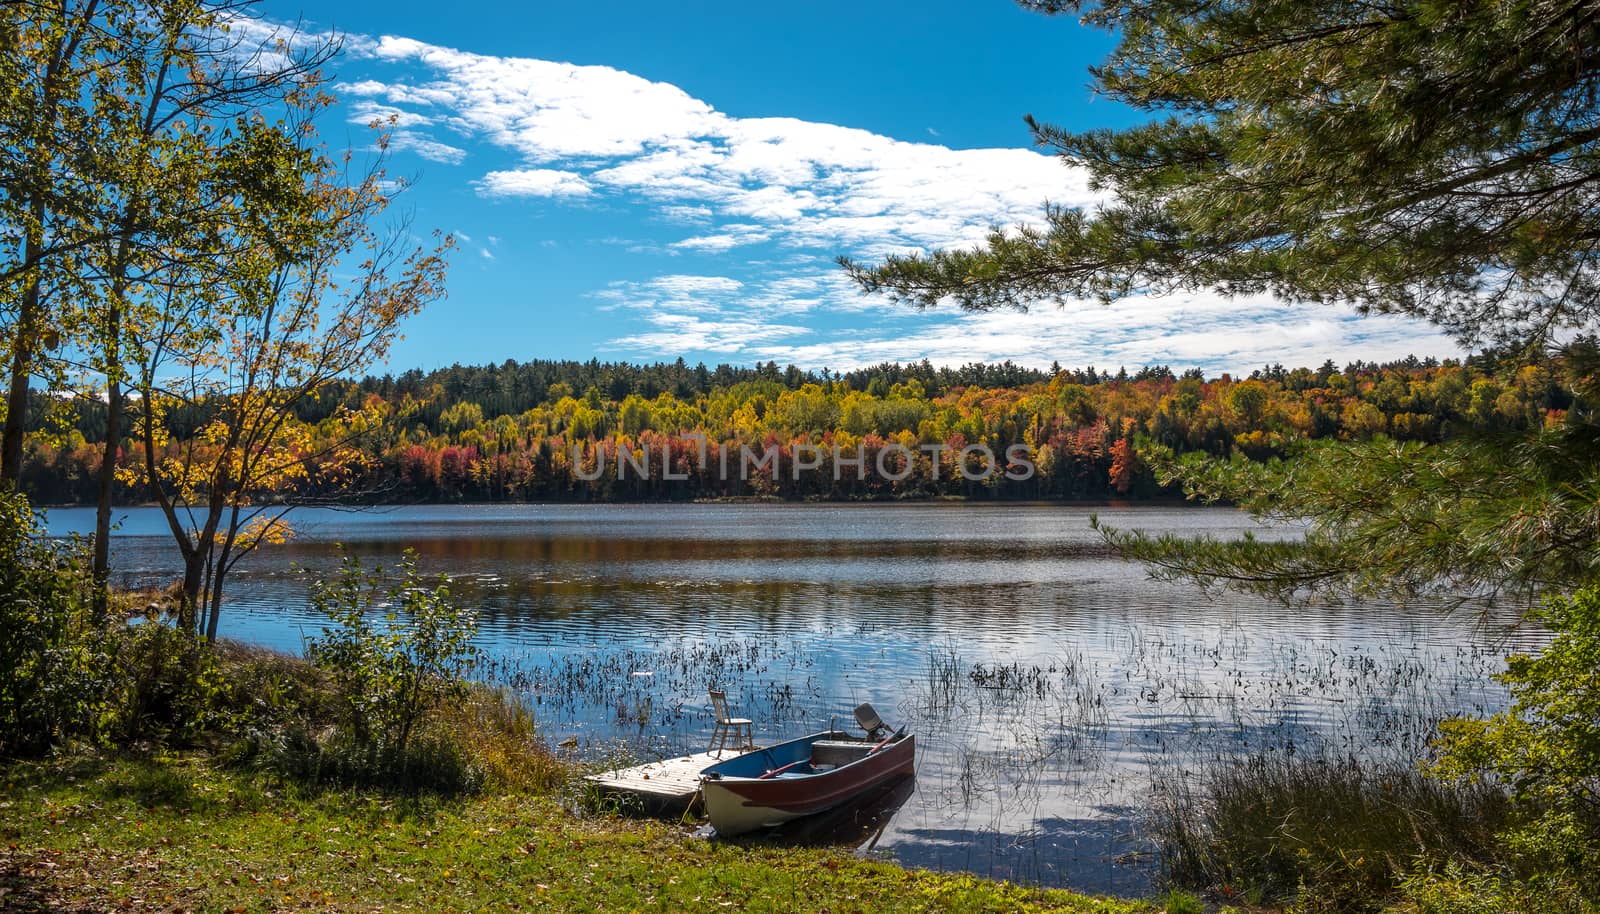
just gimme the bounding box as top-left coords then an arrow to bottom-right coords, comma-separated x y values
1157,888 -> 1203,914
0,754 -> 1149,914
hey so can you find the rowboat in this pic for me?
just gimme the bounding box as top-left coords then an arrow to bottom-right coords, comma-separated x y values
698,705 -> 915,836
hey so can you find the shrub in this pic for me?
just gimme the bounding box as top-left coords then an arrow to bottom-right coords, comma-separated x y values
0,492 -> 112,756
210,639 -> 338,733
1152,754 -> 1509,913
303,549 -> 482,791
1386,862 -> 1598,914
109,621 -> 227,747
1432,582 -> 1600,895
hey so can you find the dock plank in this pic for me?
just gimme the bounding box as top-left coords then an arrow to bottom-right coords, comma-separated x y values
584,750 -> 748,800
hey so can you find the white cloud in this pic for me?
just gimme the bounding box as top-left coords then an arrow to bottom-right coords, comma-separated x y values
323,27 -> 1460,371
670,225 -> 772,252
649,275 -> 744,295
735,291 -> 1464,373
334,38 -> 1095,255
218,15 -> 378,65
606,313 -> 810,355
350,100 -> 437,128
657,204 -> 715,223
590,274 -> 750,314
594,269 -> 862,322
476,168 -> 593,198
583,268 -> 1463,370
384,132 -> 467,164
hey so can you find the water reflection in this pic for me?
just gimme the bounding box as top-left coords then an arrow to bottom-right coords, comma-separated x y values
51,503 -> 1539,898
742,774 -> 917,853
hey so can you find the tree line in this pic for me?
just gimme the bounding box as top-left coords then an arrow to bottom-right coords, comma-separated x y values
19,352 -> 1577,505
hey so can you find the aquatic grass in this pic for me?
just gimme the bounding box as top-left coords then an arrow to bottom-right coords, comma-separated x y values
1150,753 -> 1511,913
477,636 -> 825,743
892,631 -> 1519,894
924,644 -> 964,717
430,687 -> 568,794
458,608 -> 1523,894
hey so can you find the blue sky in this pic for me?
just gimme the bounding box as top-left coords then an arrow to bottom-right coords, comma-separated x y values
250,1 -> 1460,376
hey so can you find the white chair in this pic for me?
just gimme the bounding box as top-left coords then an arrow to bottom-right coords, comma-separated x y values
708,688 -> 754,752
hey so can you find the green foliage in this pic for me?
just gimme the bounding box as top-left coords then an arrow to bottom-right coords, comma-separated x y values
32,352 -> 1571,506
1385,862 -> 1598,914
0,492 -> 112,756
1432,583 -> 1600,892
1382,864 -> 1593,909
847,1 -> 1600,354
844,0 -> 1600,602
431,687 -> 569,794
1101,420 -> 1600,602
305,549 -> 482,791
209,638 -> 339,735
439,400 -> 484,434
1157,888 -> 1202,914
108,621 -> 227,747
1153,754 -> 1509,913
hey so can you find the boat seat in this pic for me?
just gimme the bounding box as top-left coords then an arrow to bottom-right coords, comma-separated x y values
811,739 -> 874,767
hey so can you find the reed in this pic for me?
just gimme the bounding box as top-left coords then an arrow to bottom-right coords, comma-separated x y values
1150,753 -> 1510,912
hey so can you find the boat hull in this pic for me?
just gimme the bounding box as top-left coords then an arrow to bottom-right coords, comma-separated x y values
700,732 -> 915,836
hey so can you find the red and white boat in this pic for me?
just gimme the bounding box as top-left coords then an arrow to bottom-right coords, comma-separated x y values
698,705 -> 915,836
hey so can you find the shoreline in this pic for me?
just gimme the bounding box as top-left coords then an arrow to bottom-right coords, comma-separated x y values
1,753 -> 1152,914
35,494 -> 1206,511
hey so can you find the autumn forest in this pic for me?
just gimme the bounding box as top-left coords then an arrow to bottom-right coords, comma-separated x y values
18,351 -> 1574,505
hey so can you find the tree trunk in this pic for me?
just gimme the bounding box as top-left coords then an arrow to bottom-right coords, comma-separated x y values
205,563 -> 226,642
204,517 -> 237,642
1,243 -> 44,485
92,375 -> 121,621
92,268 -> 128,621
179,547 -> 206,635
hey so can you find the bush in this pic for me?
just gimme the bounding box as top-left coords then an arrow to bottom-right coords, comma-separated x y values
0,492 -> 113,756
1152,754 -> 1509,913
303,549 -> 482,792
210,639 -> 338,733
1386,863 -> 1598,914
309,720 -> 485,794
1432,582 -> 1600,895
110,621 -> 228,747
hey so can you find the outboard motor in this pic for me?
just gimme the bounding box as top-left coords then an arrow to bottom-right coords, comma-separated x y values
854,702 -> 887,739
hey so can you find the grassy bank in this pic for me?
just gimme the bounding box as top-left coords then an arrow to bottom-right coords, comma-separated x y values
0,754 -> 1147,914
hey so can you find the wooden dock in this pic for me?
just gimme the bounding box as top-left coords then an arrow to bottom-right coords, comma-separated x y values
583,750 -> 747,812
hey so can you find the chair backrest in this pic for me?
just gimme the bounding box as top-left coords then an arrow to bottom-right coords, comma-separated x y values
709,688 -> 731,723
854,702 -> 884,736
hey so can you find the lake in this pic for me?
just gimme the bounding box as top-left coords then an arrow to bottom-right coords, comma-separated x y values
47,502 -> 1537,897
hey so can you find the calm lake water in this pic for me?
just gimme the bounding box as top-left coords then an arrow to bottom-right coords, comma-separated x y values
48,503 -> 1538,897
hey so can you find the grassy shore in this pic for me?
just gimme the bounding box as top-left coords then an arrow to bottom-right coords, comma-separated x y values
0,754 -> 1150,914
